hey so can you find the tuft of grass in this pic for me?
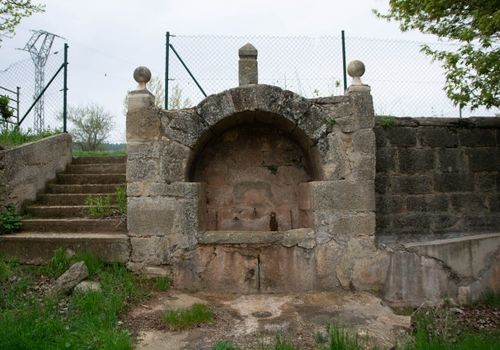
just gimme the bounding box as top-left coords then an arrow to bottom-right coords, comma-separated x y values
85,194 -> 113,218
0,204 -> 22,234
115,185 -> 127,216
273,335 -> 299,350
379,116 -> 396,128
0,127 -> 61,146
320,324 -> 362,350
73,149 -> 126,157
163,303 -> 213,330
475,289 -> 500,307
153,276 -> 171,292
212,341 -> 239,350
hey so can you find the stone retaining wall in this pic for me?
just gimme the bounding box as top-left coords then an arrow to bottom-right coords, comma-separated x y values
0,133 -> 72,211
375,117 -> 500,242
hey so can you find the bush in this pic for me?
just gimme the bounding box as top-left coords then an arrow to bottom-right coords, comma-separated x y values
0,205 -> 22,234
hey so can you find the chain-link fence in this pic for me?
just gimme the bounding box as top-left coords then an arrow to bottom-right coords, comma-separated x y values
0,44 -> 67,132
166,34 -> 498,118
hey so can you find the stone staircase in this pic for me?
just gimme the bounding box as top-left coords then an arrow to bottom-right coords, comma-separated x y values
0,156 -> 130,264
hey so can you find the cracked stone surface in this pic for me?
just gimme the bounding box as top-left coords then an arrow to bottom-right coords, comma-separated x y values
128,291 -> 411,350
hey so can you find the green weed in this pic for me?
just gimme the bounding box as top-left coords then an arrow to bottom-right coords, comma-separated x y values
320,324 -> 362,350
115,185 -> 127,215
0,204 -> 22,234
475,289 -> 500,307
380,116 -> 396,128
0,127 -> 61,146
212,341 -> 239,350
163,303 -> 213,330
153,275 -> 171,291
85,194 -> 113,218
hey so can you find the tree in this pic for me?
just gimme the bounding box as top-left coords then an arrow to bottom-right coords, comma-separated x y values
0,1 -> 45,46
169,84 -> 192,109
375,0 -> 499,110
67,104 -> 114,151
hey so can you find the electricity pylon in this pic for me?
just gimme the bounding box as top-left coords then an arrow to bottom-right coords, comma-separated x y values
21,30 -> 63,132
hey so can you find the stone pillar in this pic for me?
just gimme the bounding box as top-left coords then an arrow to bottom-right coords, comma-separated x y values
239,43 -> 258,86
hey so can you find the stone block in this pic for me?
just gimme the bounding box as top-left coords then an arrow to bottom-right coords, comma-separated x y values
352,129 -> 375,154
430,214 -> 463,232
466,148 -> 497,172
314,211 -> 375,242
315,241 -> 342,289
309,180 -> 375,211
475,173 -> 496,191
127,197 -> 177,236
392,175 -> 433,194
376,147 -> 396,173
126,141 -> 162,160
126,94 -> 160,142
376,195 -> 404,215
428,194 -> 450,212
161,109 -> 207,149
352,250 -> 390,292
450,193 -> 487,213
385,127 -> 417,147
489,194 -> 500,212
419,127 -> 458,147
398,149 -> 435,174
353,154 -> 375,181
316,131 -> 352,180
465,215 -> 499,231
195,90 -> 235,127
349,91 -> 375,127
374,127 -> 387,148
126,158 -> 159,182
159,141 -> 190,183
459,129 -> 496,147
130,236 -> 169,264
375,173 -> 388,194
437,149 -> 465,173
392,213 -> 431,234
406,195 -> 428,212
434,173 -> 474,192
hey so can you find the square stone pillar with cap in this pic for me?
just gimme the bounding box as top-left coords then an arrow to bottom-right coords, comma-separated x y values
239,43 -> 258,86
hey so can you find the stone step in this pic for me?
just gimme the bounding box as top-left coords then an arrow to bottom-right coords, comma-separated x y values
66,163 -> 126,174
46,184 -> 123,194
21,218 -> 126,233
56,173 -> 126,185
72,156 -> 127,164
37,193 -> 117,206
0,233 -> 130,264
25,205 -> 120,218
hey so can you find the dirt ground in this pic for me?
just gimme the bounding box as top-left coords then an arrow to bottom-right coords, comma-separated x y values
124,290 -> 412,350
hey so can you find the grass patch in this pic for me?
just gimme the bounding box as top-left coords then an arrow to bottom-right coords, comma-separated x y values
115,185 -> 127,216
212,341 -> 239,350
0,204 -> 23,234
152,276 -> 171,291
475,289 -> 500,307
73,149 -> 126,157
0,127 -> 61,147
163,303 -> 213,330
85,194 -> 113,218
0,251 -> 143,350
379,116 -> 396,128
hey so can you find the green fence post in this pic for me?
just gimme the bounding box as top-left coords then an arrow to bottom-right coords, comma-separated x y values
165,31 -> 170,109
63,43 -> 68,133
341,30 -> 347,92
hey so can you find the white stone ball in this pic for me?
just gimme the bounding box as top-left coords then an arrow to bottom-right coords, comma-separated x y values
133,66 -> 151,84
347,60 -> 365,78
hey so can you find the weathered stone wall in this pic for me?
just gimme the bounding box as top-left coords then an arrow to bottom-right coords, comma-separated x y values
126,84 -> 382,292
375,117 -> 500,242
0,133 -> 72,211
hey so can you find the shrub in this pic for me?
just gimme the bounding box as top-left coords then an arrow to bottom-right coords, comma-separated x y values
0,205 -> 22,234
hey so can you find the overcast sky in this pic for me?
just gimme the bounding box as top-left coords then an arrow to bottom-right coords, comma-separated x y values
0,0 -> 480,142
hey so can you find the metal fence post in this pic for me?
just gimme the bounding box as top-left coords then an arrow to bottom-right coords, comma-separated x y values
165,31 -> 170,109
63,43 -> 68,133
16,86 -> 20,126
341,30 -> 347,92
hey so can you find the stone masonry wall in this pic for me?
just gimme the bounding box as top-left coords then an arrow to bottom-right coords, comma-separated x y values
375,117 -> 500,242
0,133 -> 72,211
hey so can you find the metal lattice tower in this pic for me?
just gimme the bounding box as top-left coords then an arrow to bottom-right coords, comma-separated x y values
21,30 -> 62,132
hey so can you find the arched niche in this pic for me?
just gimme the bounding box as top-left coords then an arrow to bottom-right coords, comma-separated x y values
188,111 -> 319,232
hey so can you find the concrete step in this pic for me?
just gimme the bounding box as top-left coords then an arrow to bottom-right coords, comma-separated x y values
46,184 -> 122,194
72,156 -> 126,164
0,233 -> 130,264
66,163 -> 126,174
21,218 -> 126,233
56,173 -> 126,185
25,205 -> 120,218
37,193 -> 117,206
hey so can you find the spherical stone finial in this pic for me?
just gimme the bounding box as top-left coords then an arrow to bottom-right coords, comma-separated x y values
347,60 -> 366,87
133,66 -> 151,90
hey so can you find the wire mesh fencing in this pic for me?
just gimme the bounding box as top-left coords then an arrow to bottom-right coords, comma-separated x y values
0,45 -> 66,132
166,34 -> 498,118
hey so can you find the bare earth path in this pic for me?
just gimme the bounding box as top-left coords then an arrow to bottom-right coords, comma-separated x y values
124,290 -> 411,350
